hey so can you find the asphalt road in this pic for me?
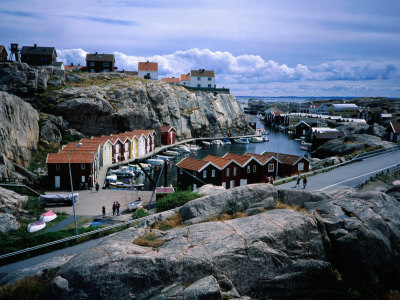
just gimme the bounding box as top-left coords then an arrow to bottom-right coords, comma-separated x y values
277,150 -> 400,192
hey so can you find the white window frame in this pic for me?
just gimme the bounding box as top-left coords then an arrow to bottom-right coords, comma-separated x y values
197,77 -> 201,81
81,176 -> 85,183
253,165 -> 256,173
208,77 -> 212,81
116,144 -> 120,152
247,166 -> 250,173
81,163 -> 85,170
298,162 -> 304,171
212,169 -> 215,177
208,84 -> 211,88
125,143 -> 128,151
226,168 -> 230,177
203,170 -> 207,178
268,163 -> 274,172
233,167 -> 237,176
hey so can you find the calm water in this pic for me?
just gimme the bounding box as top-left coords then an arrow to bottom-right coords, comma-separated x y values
134,119 -> 309,190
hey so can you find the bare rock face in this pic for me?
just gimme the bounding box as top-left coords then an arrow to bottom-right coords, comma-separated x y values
48,74 -> 250,138
0,187 -> 28,215
0,213 -> 19,233
0,91 -> 39,167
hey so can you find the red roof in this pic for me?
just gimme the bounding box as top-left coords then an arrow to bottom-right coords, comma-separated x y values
180,74 -> 190,81
222,153 -> 253,166
203,155 -> 232,168
133,129 -> 155,137
156,187 -> 175,194
160,126 -> 175,133
47,152 -> 95,164
138,61 -> 158,71
390,122 -> 400,133
162,77 -> 180,83
176,157 -> 208,171
260,152 -> 308,165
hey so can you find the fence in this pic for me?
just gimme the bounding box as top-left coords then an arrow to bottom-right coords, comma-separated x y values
358,164 -> 400,189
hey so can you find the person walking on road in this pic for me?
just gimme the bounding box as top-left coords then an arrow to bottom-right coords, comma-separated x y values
95,182 -> 100,192
116,201 -> 120,216
303,175 -> 308,189
295,173 -> 301,188
112,202 -> 116,216
102,205 -> 106,219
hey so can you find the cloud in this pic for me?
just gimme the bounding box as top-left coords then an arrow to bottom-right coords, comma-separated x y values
57,48 -> 399,96
65,16 -> 137,26
0,10 -> 39,18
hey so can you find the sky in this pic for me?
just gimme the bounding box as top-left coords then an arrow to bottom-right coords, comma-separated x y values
1,0 -> 399,97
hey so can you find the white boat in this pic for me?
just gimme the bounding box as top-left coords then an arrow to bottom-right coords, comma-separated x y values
106,174 -> 118,182
39,210 -> 57,222
39,193 -> 78,206
221,139 -> 231,144
184,144 -> 201,151
212,140 -> 223,145
164,150 -> 180,156
147,158 -> 165,166
126,199 -> 143,211
27,220 -> 46,233
261,135 -> 269,142
202,141 -> 211,146
234,138 -> 250,144
249,137 -> 264,143
156,155 -> 172,161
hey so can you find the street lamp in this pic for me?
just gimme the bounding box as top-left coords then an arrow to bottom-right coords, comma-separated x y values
68,142 -> 82,235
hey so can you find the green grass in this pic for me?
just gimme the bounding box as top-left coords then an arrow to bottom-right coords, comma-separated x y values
156,191 -> 201,212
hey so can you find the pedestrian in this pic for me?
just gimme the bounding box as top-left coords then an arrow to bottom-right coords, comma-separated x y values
102,205 -> 106,219
303,175 -> 308,189
112,202 -> 116,216
265,175 -> 270,184
95,182 -> 99,192
295,173 -> 300,188
116,201 -> 120,216
270,176 -> 274,184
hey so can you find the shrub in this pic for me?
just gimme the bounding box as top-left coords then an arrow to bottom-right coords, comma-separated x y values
133,232 -> 165,248
156,191 -> 201,212
152,213 -> 183,231
224,199 -> 244,216
131,208 -> 148,220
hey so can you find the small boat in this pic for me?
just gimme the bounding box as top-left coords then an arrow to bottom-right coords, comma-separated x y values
91,221 -> 103,226
130,163 -> 151,171
164,150 -> 180,156
109,182 -> 137,191
222,138 -> 231,144
147,158 -> 164,166
39,193 -> 78,206
106,174 -> 118,182
202,141 -> 211,146
155,155 -> 172,161
27,220 -> 46,233
185,144 -> 201,151
300,141 -> 312,151
249,137 -> 264,143
234,138 -> 249,144
172,146 -> 191,153
39,210 -> 57,222
126,199 -> 143,211
212,140 -> 223,145
261,134 -> 269,142
294,138 -> 302,142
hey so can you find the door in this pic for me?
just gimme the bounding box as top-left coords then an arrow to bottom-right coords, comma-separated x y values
55,176 -> 60,188
193,183 -> 197,191
230,180 -> 235,188
170,132 -> 173,144
222,182 -> 226,189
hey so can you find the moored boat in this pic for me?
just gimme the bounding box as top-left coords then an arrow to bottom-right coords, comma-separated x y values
108,182 -> 137,191
39,193 -> 78,206
155,155 -> 173,161
164,150 -> 180,156
39,210 -> 57,222
147,158 -> 164,166
202,141 -> 211,146
234,138 -> 249,144
212,140 -> 223,145
27,220 -> 46,233
221,138 -> 231,144
249,137 -> 264,143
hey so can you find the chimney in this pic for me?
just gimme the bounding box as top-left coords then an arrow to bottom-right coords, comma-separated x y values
78,63 -> 80,66
34,44 -> 37,48
70,63 -> 74,66
304,154 -> 308,158
95,51 -> 98,55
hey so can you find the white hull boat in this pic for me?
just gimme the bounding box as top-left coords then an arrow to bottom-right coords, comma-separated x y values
212,140 -> 223,145
40,210 -> 57,222
249,137 -> 264,143
126,199 -> 143,211
202,141 -> 211,146
164,150 -> 180,156
234,138 -> 250,144
39,193 -> 78,206
27,220 -> 46,233
147,158 -> 164,166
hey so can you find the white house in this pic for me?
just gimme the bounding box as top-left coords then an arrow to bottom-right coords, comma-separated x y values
180,73 -> 190,86
138,61 -> 158,80
189,69 -> 215,88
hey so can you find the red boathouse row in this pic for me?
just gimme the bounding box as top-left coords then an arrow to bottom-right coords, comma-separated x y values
176,152 -> 310,191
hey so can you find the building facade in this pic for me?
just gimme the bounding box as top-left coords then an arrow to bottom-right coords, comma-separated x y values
86,53 -> 115,73
189,69 -> 215,88
138,61 -> 158,80
20,44 -> 57,66
0,45 -> 8,62
160,126 -> 176,145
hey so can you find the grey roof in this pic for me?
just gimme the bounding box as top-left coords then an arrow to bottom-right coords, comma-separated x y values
190,69 -> 215,77
314,131 -> 345,140
21,46 -> 56,56
50,62 -> 64,66
86,53 -> 115,62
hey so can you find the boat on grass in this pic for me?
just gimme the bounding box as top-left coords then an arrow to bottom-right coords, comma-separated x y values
27,220 -> 46,233
39,210 -> 57,222
126,199 -> 143,211
234,138 -> 250,144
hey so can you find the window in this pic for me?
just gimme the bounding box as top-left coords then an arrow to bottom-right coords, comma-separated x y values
197,84 -> 201,87
104,69 -> 109,72
268,163 -> 274,172
90,62 -> 94,66
197,77 -> 201,81
208,84 -> 211,88
41,56 -> 47,62
103,62 -> 109,67
55,164 -> 60,170
125,143 -> 128,151
203,170 -> 207,178
298,162 -> 304,171
90,69 -> 95,72
233,167 -> 237,176
81,176 -> 85,183
180,168 -> 183,174
253,165 -> 256,173
226,168 -> 230,177
247,166 -> 250,173
208,77 -> 212,81
212,169 -> 215,177
81,163 -> 85,170
116,144 -> 120,152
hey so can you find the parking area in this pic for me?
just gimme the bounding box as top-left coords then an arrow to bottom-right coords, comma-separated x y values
44,189 -> 153,221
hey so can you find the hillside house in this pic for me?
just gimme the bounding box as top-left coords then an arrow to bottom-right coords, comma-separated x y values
306,127 -> 340,141
244,153 -> 279,179
50,61 -> 65,70
180,73 -> 190,86
294,121 -> 311,137
386,122 -> 400,142
20,44 -> 57,66
222,153 -> 264,185
160,126 -> 176,145
0,45 -> 8,62
189,69 -> 215,88
176,157 -> 217,191
161,77 -> 180,85
86,53 -> 115,73
260,152 -> 310,177
138,61 -> 158,80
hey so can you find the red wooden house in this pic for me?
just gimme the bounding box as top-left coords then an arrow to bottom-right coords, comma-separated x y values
202,155 -> 242,189
160,126 -> 176,145
222,153 -> 264,185
176,157 -> 218,191
260,152 -> 310,177
244,153 -> 278,180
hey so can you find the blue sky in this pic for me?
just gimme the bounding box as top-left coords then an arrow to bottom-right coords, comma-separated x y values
1,0 -> 399,97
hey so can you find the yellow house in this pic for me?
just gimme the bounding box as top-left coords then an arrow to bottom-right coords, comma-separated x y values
103,140 -> 113,166
131,136 -> 139,159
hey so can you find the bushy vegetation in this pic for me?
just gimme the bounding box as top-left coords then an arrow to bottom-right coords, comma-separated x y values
224,198 -> 244,215
27,142 -> 60,173
152,213 -> 184,231
156,191 -> 201,212
133,232 -> 166,248
24,196 -> 45,216
131,208 -> 148,220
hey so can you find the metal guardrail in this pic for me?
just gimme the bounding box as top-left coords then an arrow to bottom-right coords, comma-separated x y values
358,163 -> 400,189
0,214 -> 151,261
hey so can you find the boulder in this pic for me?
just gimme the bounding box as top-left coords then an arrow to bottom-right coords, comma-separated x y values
182,276 -> 222,300
0,154 -> 14,181
0,213 -> 19,233
179,183 -> 278,224
386,185 -> 400,201
366,123 -> 386,138
0,187 -> 28,215
279,189 -> 328,207
0,91 -> 39,167
196,184 -> 226,196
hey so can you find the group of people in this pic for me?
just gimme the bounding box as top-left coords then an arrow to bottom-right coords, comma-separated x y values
265,176 -> 275,184
295,173 -> 308,189
101,201 -> 121,218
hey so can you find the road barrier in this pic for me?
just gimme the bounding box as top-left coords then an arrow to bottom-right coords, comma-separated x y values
358,164 -> 400,189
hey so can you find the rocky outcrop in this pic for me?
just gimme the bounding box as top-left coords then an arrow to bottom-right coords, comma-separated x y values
42,185 -> 400,299
0,62 -> 65,95
0,91 -> 39,167
0,187 -> 28,232
313,133 -> 394,158
39,114 -> 84,144
196,184 -> 226,196
47,73 -> 250,138
0,213 -> 19,233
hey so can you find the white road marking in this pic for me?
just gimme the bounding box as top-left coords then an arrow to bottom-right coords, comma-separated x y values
318,163 -> 400,191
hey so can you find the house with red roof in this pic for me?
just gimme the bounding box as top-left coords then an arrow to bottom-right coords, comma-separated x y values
222,153 -> 264,185
190,69 -> 215,88
180,73 -> 190,86
386,122 -> 400,142
161,77 -> 180,85
160,126 -> 176,145
138,61 -> 158,80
